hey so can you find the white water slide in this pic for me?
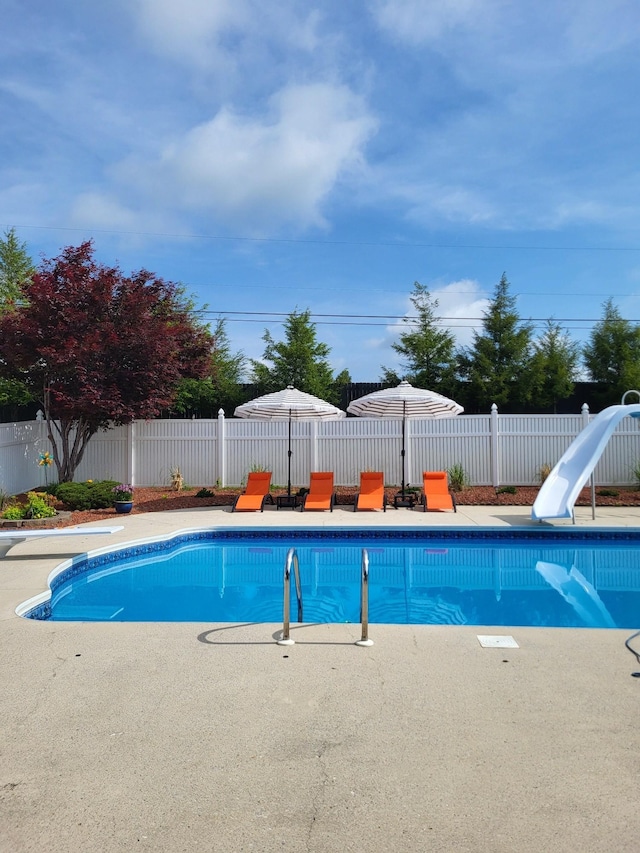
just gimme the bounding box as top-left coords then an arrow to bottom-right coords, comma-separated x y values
531,402 -> 640,521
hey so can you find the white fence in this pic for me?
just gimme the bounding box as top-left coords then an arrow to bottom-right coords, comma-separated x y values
3,405 -> 640,495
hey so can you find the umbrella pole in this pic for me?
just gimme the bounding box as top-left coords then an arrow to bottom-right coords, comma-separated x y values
401,404 -> 407,497
287,412 -> 292,497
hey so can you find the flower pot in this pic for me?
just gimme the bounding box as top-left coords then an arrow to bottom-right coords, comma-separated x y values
114,501 -> 133,514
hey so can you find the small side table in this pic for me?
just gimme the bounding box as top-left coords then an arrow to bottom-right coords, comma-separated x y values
276,494 -> 301,510
393,492 -> 417,509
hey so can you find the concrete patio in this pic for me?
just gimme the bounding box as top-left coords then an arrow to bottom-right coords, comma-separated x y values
1,504 -> 639,852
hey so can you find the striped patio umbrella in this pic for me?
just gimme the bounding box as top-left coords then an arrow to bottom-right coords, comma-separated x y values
234,385 -> 345,496
347,380 -> 463,497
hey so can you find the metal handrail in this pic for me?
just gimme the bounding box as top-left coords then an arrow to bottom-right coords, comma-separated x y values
356,548 -> 374,646
277,548 -> 303,645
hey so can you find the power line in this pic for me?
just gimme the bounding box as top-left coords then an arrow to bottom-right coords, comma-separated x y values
199,308 -> 618,324
220,316 -> 597,330
5,222 -> 639,253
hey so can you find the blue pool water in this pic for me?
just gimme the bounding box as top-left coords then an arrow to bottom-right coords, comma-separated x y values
23,528 -> 640,628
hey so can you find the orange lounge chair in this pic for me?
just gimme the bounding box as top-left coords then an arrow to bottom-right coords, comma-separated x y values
301,472 -> 335,512
421,471 -> 456,512
232,472 -> 274,512
354,472 -> 386,512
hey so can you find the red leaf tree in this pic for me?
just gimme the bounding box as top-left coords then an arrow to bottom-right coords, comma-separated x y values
0,241 -> 212,481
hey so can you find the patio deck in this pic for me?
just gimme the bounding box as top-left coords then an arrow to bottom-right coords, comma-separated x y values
1,504 -> 639,852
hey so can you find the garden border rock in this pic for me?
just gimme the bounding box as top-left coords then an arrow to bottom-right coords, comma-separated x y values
0,511 -> 72,529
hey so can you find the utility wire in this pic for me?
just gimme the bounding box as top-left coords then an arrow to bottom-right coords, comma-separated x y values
198,309 -> 615,323
196,309 -> 625,330
5,222 -> 639,253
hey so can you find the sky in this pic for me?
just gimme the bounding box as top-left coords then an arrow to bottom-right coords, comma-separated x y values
2,0 -> 640,384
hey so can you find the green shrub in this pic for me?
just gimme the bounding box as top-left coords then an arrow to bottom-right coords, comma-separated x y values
496,485 -> 517,495
195,488 -> 215,498
56,480 -> 126,510
597,488 -> 619,497
447,463 -> 469,492
1,503 -> 24,520
87,480 -> 120,508
0,492 -> 56,520
55,482 -> 92,510
24,492 -> 57,519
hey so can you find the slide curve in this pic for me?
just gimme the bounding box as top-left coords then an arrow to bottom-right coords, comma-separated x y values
531,403 -> 640,520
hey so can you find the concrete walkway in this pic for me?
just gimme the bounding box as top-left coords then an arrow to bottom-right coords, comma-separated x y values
1,504 -> 640,852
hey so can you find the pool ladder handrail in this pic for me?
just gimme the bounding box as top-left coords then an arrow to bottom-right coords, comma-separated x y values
276,546 -> 374,647
277,548 -> 303,646
356,548 -> 374,646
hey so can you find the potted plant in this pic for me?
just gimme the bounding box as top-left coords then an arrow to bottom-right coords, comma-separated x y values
112,483 -> 134,514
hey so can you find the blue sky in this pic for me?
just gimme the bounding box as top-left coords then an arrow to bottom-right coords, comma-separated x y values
2,0 -> 640,383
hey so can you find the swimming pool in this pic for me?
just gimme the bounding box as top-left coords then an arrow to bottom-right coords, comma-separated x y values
19,527 -> 640,629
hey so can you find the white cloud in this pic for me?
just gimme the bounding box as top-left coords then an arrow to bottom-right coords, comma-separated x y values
372,0 -> 640,66
71,193 -> 142,231
132,0 -> 249,66
432,279 -> 489,346
113,83 -> 377,233
131,0 -> 322,71
405,185 -> 498,227
372,0 -> 490,44
373,279 -> 489,374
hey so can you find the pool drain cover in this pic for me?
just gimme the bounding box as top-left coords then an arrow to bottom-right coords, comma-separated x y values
477,635 -> 519,648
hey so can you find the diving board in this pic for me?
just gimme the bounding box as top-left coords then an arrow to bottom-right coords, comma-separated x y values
0,526 -> 124,558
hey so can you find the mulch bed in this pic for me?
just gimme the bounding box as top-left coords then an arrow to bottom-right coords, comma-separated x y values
23,483 -> 640,529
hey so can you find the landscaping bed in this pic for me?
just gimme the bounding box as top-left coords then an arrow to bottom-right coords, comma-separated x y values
30,483 -> 640,528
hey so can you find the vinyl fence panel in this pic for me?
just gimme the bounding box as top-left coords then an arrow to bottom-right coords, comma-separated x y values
496,414 -> 586,486
0,421 -> 48,495
5,406 -> 640,495
410,416 -> 492,487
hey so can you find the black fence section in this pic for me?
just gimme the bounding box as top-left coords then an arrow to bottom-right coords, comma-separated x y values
0,381 -> 613,423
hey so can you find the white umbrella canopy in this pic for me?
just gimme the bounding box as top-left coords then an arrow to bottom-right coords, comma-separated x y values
235,385 -> 346,421
346,380 -> 463,419
347,380 -> 463,496
234,385 -> 346,495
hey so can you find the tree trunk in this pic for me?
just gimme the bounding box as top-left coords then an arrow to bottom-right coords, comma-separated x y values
46,416 -> 96,482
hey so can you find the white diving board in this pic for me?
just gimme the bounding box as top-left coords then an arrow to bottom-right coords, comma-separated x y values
0,526 -> 124,558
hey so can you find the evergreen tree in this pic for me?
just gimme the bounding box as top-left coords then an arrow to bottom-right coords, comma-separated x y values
458,273 -> 533,411
0,228 -> 36,413
173,318 -> 245,416
250,309 -> 349,405
382,281 -> 458,394
582,298 -> 640,406
0,227 -> 35,307
530,319 -> 579,412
